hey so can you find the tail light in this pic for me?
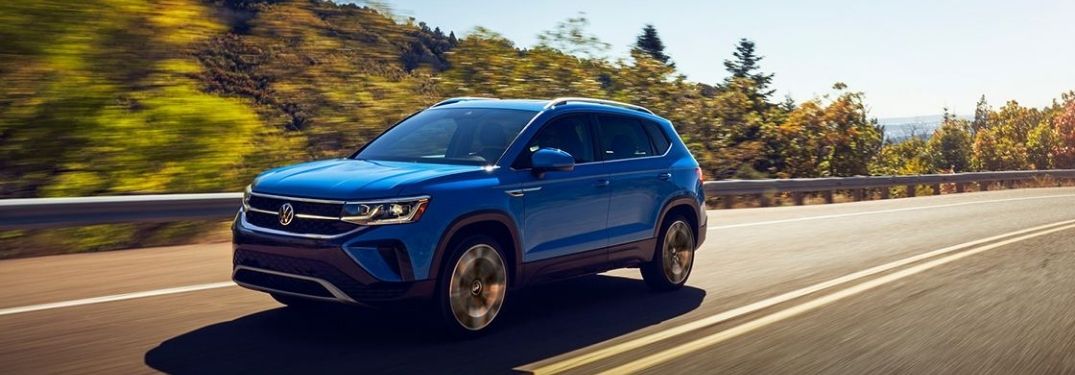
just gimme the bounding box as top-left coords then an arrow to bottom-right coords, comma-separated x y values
696,167 -> 705,182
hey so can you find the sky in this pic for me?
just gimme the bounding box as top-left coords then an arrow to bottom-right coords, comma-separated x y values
373,0 -> 1075,118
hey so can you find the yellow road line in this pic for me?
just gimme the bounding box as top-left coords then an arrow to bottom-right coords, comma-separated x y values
518,218 -> 1075,374
600,222 -> 1075,374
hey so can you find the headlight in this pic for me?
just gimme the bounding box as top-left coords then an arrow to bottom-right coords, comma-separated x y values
341,196 -> 430,225
242,184 -> 252,210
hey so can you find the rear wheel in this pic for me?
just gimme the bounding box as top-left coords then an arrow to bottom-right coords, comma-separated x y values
436,235 -> 509,338
641,216 -> 695,291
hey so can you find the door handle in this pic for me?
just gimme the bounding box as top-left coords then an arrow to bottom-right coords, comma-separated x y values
658,172 -> 672,180
595,179 -> 610,187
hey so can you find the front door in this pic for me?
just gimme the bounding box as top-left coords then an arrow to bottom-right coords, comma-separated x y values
516,115 -> 610,262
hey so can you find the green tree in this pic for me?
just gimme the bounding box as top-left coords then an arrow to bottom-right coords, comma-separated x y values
723,38 -> 775,104
972,94 -> 990,133
871,137 -> 932,176
1026,121 -> 1057,169
634,24 -> 672,66
927,110 -> 973,172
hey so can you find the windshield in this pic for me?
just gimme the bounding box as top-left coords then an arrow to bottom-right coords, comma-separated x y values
356,108 -> 537,165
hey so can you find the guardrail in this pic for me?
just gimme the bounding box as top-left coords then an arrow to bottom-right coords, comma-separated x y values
705,169 -> 1075,208
0,193 -> 242,230
2,170 -> 1074,230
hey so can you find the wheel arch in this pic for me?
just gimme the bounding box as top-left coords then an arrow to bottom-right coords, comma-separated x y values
654,195 -> 702,251
430,210 -> 523,287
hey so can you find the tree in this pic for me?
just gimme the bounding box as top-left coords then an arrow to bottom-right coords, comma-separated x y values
723,38 -> 775,101
822,85 -> 884,176
972,94 -> 990,133
1052,93 -> 1075,168
634,24 -> 672,66
871,137 -> 932,177
927,111 -> 973,172
537,14 -> 610,59
1026,121 -> 1057,169
973,127 -> 1028,171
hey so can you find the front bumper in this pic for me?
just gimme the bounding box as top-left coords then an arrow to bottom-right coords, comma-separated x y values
232,214 -> 435,305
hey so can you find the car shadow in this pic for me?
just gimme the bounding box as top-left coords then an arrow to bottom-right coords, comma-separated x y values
144,274 -> 705,374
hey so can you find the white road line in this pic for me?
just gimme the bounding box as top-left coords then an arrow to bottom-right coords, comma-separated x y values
517,218 -> 1075,374
601,221 -> 1075,374
0,282 -> 236,317
708,193 -> 1075,230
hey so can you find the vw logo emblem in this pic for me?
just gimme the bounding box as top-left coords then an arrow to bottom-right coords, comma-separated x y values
278,203 -> 295,226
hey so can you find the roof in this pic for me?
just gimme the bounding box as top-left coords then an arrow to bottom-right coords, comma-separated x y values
432,98 -> 548,112
429,97 -> 661,118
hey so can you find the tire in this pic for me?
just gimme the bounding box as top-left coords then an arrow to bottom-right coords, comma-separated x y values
436,234 -> 509,338
271,293 -> 327,310
641,215 -> 696,291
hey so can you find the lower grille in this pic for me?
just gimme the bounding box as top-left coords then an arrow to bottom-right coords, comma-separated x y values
234,249 -> 411,301
233,268 -> 335,298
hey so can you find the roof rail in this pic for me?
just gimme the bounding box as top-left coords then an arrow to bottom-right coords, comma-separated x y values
430,97 -> 500,108
544,97 -> 654,115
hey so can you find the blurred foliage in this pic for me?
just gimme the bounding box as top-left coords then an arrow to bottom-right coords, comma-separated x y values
0,0 -> 1072,256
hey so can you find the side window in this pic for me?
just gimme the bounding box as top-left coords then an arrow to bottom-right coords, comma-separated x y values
597,115 -> 655,160
519,116 -> 595,167
642,121 -> 671,154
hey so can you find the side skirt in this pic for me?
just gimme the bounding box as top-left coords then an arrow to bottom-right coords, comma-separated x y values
519,238 -> 658,287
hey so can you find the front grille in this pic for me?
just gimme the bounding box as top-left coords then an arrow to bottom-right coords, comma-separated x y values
248,195 -> 342,217
235,249 -> 411,301
246,210 -> 358,236
234,268 -> 335,298
245,193 -> 357,236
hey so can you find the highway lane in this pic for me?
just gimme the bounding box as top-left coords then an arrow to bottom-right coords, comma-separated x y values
1,188 -> 1074,374
635,220 -> 1075,374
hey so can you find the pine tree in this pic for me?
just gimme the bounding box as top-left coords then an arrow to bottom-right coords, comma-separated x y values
634,24 -> 673,66
723,38 -> 774,100
972,95 -> 990,133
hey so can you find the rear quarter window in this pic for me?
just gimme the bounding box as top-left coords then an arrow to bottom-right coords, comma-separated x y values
642,120 -> 672,154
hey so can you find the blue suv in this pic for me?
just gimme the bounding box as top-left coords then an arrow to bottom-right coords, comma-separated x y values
233,97 -> 707,335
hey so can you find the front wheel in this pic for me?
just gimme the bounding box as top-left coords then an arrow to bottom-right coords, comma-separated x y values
436,235 -> 509,338
641,217 -> 696,291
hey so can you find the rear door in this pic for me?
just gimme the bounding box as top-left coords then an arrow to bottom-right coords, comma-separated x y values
596,115 -> 676,246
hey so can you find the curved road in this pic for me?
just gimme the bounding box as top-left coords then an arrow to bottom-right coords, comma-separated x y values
2,188 -> 1074,374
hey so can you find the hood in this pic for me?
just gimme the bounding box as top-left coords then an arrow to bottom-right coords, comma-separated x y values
252,159 -> 480,200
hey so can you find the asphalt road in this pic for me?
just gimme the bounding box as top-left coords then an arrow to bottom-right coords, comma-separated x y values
2,188 -> 1075,374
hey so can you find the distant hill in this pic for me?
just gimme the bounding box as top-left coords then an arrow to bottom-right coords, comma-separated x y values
878,114 -> 972,142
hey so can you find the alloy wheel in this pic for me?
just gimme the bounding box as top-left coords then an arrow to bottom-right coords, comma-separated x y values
662,220 -> 694,284
448,244 -> 507,331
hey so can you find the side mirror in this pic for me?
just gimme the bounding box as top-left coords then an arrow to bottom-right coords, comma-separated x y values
531,148 -> 575,177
